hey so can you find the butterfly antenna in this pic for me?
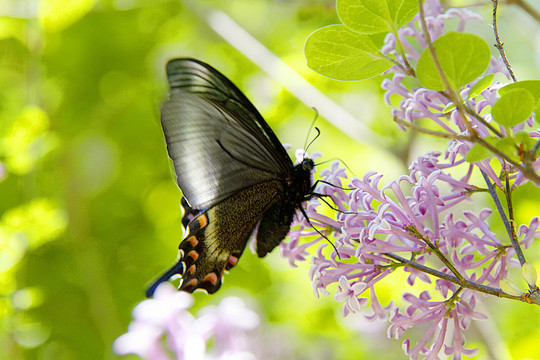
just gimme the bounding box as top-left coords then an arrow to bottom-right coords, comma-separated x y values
303,108 -> 320,153
314,157 -> 357,178
145,261 -> 185,298
305,127 -> 321,154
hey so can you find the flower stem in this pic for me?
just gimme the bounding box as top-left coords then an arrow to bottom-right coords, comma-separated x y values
406,225 -> 465,282
480,170 -> 526,265
392,30 -> 416,76
504,172 -> 526,265
385,253 -> 540,303
463,104 -> 503,138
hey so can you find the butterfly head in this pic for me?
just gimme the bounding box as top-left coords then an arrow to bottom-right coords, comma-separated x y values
301,158 -> 315,172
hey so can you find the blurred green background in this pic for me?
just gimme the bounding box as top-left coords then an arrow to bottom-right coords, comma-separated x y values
1,0 -> 539,359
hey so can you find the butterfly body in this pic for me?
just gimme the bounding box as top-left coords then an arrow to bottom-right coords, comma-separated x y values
146,58 -> 314,296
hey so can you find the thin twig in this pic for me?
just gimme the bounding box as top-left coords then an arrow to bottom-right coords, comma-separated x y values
481,170 -> 526,265
393,117 -> 470,140
463,105 -> 503,138
388,57 -> 415,77
392,31 -> 416,76
492,0 -> 517,82
331,217 -> 534,303
404,225 -> 465,282
384,253 -> 540,303
504,171 -> 525,265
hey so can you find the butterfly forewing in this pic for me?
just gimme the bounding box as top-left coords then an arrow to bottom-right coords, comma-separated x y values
166,58 -> 292,169
161,60 -> 293,210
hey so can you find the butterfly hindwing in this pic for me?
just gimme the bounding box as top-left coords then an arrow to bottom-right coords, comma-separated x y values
177,181 -> 285,293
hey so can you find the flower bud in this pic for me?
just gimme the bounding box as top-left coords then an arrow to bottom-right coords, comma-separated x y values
521,262 -> 538,288
500,279 -> 522,296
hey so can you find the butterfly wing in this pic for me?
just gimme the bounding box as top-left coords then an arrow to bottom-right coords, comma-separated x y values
161,58 -> 294,210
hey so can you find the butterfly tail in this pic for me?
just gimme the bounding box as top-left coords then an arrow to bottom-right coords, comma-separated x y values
145,261 -> 185,298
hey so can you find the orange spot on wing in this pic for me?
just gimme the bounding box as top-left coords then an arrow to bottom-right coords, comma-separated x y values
187,265 -> 196,274
185,279 -> 198,287
188,250 -> 199,261
197,215 -> 208,229
187,236 -> 198,247
228,255 -> 238,266
202,273 -> 218,285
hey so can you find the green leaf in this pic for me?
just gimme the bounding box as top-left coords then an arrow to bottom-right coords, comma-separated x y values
416,32 -> 491,91
499,80 -> 540,117
496,137 -> 520,163
465,138 -> 498,162
305,25 -> 393,80
513,131 -> 529,146
499,80 -> 540,100
492,89 -> 535,127
337,0 -> 422,34
468,74 -> 494,100
514,131 -> 536,151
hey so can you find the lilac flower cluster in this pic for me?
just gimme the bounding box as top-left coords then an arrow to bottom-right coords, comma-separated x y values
279,0 -> 540,358
286,155 -> 538,358
114,283 -> 260,360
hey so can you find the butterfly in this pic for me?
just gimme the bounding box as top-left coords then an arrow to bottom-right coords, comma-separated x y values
146,58 -> 316,296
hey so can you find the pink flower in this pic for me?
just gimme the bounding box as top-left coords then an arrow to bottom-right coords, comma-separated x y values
334,276 -> 368,316
114,283 -> 260,360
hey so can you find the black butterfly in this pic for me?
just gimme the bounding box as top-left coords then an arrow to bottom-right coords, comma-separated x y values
146,58 -> 316,296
